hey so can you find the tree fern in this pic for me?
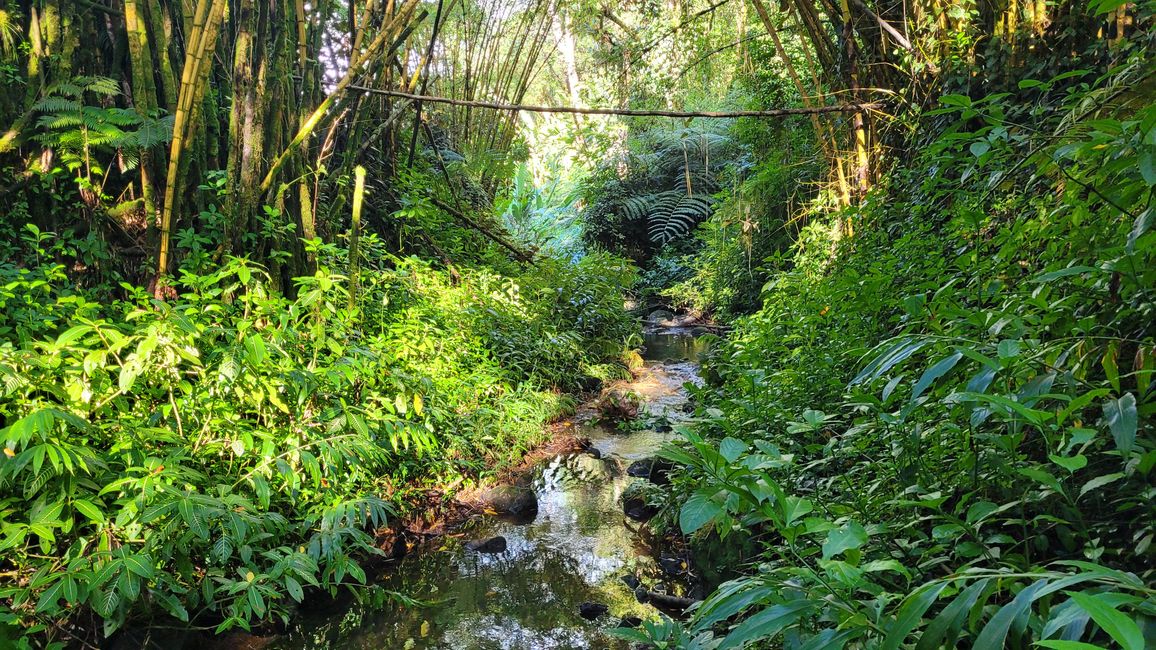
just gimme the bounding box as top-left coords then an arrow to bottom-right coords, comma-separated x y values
622,190 -> 713,246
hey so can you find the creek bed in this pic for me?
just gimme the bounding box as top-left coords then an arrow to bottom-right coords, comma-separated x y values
269,330 -> 705,650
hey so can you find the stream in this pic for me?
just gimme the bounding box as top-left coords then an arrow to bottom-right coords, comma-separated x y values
268,330 -> 706,650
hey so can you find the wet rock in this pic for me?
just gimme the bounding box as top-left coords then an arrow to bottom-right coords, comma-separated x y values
477,485 -> 538,516
654,420 -> 673,433
647,309 -> 675,327
578,602 -> 609,620
464,536 -> 507,553
626,458 -> 675,485
576,375 -> 603,392
623,496 -> 658,522
634,587 -> 698,614
618,616 -> 643,628
620,574 -> 641,589
584,446 -> 602,459
623,483 -> 658,521
597,388 -> 642,422
658,556 -> 691,576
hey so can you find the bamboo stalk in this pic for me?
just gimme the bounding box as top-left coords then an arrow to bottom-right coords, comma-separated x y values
260,0 -> 422,192
348,165 -> 365,310
155,0 -> 227,290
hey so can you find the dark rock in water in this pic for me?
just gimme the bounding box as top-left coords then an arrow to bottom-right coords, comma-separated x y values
622,482 -> 658,521
659,556 -> 690,576
634,588 -> 698,613
623,496 -> 658,522
477,485 -> 538,516
621,574 -> 641,589
578,601 -> 609,620
584,446 -> 602,459
626,457 -> 675,485
618,616 -> 643,628
654,421 -> 673,433
465,536 -> 507,553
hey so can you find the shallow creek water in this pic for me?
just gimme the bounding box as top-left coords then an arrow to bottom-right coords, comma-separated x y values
269,331 -> 706,650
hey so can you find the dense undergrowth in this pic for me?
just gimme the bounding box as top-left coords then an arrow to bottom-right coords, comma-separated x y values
616,51 -> 1156,649
0,223 -> 636,643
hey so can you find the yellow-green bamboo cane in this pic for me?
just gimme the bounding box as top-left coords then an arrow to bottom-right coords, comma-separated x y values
260,0 -> 421,193
348,165 -> 366,311
155,0 -> 226,290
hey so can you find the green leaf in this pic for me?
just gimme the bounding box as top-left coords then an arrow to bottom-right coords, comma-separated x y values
912,352 -> 963,401
694,583 -> 776,629
72,499 -> 106,523
719,437 -> 747,462
1067,592 -> 1144,650
1139,150 -> 1156,186
1018,467 -> 1066,497
1048,454 -> 1088,473
916,579 -> 991,650
1032,266 -> 1100,283
1102,394 -> 1137,455
1080,472 -> 1124,498
285,576 -> 304,603
123,554 -> 154,580
881,581 -> 949,650
247,586 -> 266,617
680,491 -> 723,534
822,521 -> 867,560
717,601 -> 816,650
973,579 -> 1050,648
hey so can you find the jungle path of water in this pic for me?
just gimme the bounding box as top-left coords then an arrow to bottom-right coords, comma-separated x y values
269,330 -> 707,650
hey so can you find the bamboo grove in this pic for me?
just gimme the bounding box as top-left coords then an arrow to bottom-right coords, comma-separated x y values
0,0 -> 1141,292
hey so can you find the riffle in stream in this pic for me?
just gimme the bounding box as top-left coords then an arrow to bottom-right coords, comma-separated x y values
270,331 -> 706,650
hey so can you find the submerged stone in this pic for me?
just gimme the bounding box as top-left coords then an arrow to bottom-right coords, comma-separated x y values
626,457 -> 675,484
464,536 -> 507,553
578,601 -> 609,620
476,485 -> 538,516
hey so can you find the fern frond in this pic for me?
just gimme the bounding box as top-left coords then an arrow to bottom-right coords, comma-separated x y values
33,97 -> 81,114
648,193 -> 712,246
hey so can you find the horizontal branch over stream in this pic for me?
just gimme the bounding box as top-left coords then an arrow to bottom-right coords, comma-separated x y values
347,86 -> 882,118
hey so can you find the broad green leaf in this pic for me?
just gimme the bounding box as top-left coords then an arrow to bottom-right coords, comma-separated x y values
1140,150 -> 1156,186
1020,467 -> 1067,497
881,581 -> 949,650
123,554 -> 154,579
1079,472 -> 1124,498
72,499 -> 106,523
717,600 -> 815,650
1035,642 -> 1106,650
1067,592 -> 1144,650
719,437 -> 747,462
1048,454 -> 1087,473
973,579 -> 1050,648
1032,266 -> 1100,283
694,583 -> 776,628
1102,394 -> 1137,455
911,352 -> 963,402
680,491 -> 723,534
916,579 -> 991,650
822,521 -> 867,560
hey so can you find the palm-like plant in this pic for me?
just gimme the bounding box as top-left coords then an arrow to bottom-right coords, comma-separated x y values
32,76 -> 173,201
